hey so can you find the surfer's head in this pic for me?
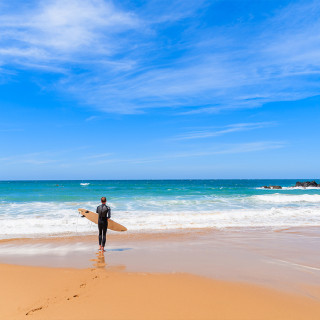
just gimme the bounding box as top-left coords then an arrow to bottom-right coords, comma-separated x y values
101,197 -> 107,203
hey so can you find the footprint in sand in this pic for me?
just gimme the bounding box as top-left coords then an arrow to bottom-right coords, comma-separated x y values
26,306 -> 43,315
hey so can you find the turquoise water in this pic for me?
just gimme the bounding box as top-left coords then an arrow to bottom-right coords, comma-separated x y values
0,180 -> 319,238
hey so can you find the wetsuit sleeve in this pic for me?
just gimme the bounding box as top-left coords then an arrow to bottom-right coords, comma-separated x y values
108,207 -> 111,219
96,206 -> 99,214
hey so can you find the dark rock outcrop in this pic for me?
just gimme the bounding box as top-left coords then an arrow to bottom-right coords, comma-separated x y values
295,181 -> 319,188
262,181 -> 319,189
262,185 -> 282,189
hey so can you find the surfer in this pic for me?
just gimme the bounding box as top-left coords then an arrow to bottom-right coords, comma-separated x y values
96,197 -> 111,251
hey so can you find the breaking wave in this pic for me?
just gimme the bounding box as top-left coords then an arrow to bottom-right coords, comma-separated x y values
253,194 -> 320,203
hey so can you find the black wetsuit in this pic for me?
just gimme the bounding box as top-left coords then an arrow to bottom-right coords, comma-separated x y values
96,204 -> 111,247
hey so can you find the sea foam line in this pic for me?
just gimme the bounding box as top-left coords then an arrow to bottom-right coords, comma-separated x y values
271,259 -> 320,272
253,194 -> 320,203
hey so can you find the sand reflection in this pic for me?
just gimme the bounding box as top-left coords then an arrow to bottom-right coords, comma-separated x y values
90,250 -> 127,272
91,251 -> 107,268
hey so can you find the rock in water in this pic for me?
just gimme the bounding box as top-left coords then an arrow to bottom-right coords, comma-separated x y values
295,181 -> 319,187
262,185 -> 282,189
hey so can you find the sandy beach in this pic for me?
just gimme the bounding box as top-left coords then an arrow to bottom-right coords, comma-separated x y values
1,228 -> 320,319
1,0 -> 320,315
1,263 -> 320,320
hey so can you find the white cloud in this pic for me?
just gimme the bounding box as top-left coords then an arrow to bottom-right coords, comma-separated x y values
0,0 -> 139,68
0,147 -> 89,166
83,153 -> 113,159
0,1 -> 319,114
88,141 -> 285,165
85,115 -> 99,121
164,141 -> 285,158
59,1 -> 320,114
173,122 -> 276,140
0,139 -> 285,168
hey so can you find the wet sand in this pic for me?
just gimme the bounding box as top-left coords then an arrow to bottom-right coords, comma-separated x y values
0,227 -> 320,319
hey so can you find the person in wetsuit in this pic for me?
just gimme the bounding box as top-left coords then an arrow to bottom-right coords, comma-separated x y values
96,197 -> 111,251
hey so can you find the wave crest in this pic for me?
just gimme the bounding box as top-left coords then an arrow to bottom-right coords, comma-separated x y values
253,194 -> 320,203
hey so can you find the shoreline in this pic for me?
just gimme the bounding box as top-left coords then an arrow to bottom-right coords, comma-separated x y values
1,227 -> 319,287
2,224 -> 320,241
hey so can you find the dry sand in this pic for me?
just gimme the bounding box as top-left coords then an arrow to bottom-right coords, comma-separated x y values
1,261 -> 320,320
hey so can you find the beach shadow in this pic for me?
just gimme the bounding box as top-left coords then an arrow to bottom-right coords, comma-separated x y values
107,248 -> 132,252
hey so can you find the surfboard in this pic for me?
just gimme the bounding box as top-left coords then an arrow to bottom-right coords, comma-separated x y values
78,208 -> 127,232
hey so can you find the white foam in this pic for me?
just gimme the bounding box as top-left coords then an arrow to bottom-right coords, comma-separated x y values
0,204 -> 319,239
256,187 -> 320,190
1,194 -> 320,239
282,187 -> 320,190
80,183 -> 90,186
253,194 -> 320,203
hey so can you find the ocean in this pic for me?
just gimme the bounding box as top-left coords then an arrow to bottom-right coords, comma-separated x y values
0,180 -> 319,239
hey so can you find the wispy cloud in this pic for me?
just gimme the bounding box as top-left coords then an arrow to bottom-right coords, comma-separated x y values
0,128 -> 23,132
83,153 -> 113,159
0,147 -> 89,166
166,141 -> 285,158
0,153 -> 58,165
85,115 -> 99,122
60,0 -> 320,114
0,1 -> 319,114
173,122 -> 275,140
89,141 -> 285,165
0,0 -> 139,70
0,139 -> 285,171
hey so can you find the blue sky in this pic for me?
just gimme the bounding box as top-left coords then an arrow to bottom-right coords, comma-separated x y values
0,0 -> 319,179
